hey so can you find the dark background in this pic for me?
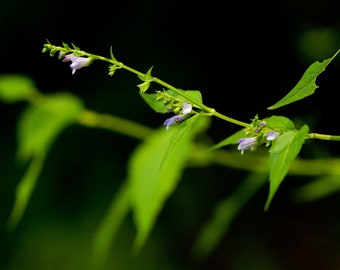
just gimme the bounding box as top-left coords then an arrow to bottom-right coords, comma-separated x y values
1,0 -> 340,269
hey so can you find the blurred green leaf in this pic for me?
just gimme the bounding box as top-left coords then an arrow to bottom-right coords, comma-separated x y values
268,49 -> 340,110
17,92 -> 83,161
128,114 -> 210,252
297,27 -> 340,62
92,183 -> 131,269
208,128 -> 245,151
0,74 -> 37,103
6,153 -> 46,230
265,125 -> 309,210
191,172 -> 267,259
7,92 -> 83,230
292,175 -> 340,203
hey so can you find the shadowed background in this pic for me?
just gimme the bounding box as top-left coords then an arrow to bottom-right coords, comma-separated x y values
1,0 -> 340,269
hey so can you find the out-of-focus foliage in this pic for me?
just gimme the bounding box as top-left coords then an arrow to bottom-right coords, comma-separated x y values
2,1 -> 340,269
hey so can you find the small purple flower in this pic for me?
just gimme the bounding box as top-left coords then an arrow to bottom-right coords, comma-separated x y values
163,115 -> 184,130
63,54 -> 92,74
237,137 -> 258,155
255,121 -> 266,132
265,131 -> 279,141
163,102 -> 192,130
259,121 -> 266,127
182,103 -> 192,115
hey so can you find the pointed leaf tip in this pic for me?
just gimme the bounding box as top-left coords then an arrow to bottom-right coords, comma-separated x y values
265,125 -> 309,210
268,49 -> 340,110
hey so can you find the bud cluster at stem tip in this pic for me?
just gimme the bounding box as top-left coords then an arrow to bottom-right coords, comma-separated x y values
237,115 -> 279,154
42,43 -> 94,75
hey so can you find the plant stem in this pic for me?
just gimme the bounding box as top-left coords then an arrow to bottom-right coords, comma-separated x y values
77,110 -> 154,140
44,43 -> 340,140
307,133 -> 340,141
47,44 -> 249,128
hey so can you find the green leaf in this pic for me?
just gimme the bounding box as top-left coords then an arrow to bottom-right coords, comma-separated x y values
139,89 -> 203,114
62,42 -> 71,50
91,183 -> 131,269
292,175 -> 340,203
109,46 -> 117,61
268,49 -> 340,110
264,115 -> 295,131
191,172 -> 267,259
138,67 -> 153,82
0,74 -> 37,103
137,81 -> 151,93
17,92 -> 83,161
137,67 -> 153,93
175,89 -> 203,104
128,114 -> 210,252
139,91 -> 167,113
208,128 -> 245,151
6,152 -> 46,230
7,92 -> 83,229
108,65 -> 120,76
265,125 -> 309,210
71,42 -> 80,50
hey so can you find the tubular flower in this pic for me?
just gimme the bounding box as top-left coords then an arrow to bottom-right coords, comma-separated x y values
163,115 -> 185,130
237,137 -> 258,155
163,102 -> 192,130
182,102 -> 192,115
265,131 -> 279,141
63,54 -> 92,74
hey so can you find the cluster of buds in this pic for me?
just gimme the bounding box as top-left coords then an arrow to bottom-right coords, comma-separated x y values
42,43 -> 93,75
237,115 -> 279,155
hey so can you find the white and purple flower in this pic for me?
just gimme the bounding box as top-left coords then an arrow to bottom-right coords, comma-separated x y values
265,131 -> 279,141
181,102 -> 192,115
63,54 -> 92,74
163,115 -> 185,130
237,137 -> 258,155
163,102 -> 192,130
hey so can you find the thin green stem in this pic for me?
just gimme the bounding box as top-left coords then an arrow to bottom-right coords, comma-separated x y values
196,146 -> 340,176
307,133 -> 340,141
76,110 -> 153,140
62,111 -> 340,175
152,77 -> 249,127
25,83 -> 340,176
212,111 -> 249,127
44,43 -> 340,139
45,44 -> 249,128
